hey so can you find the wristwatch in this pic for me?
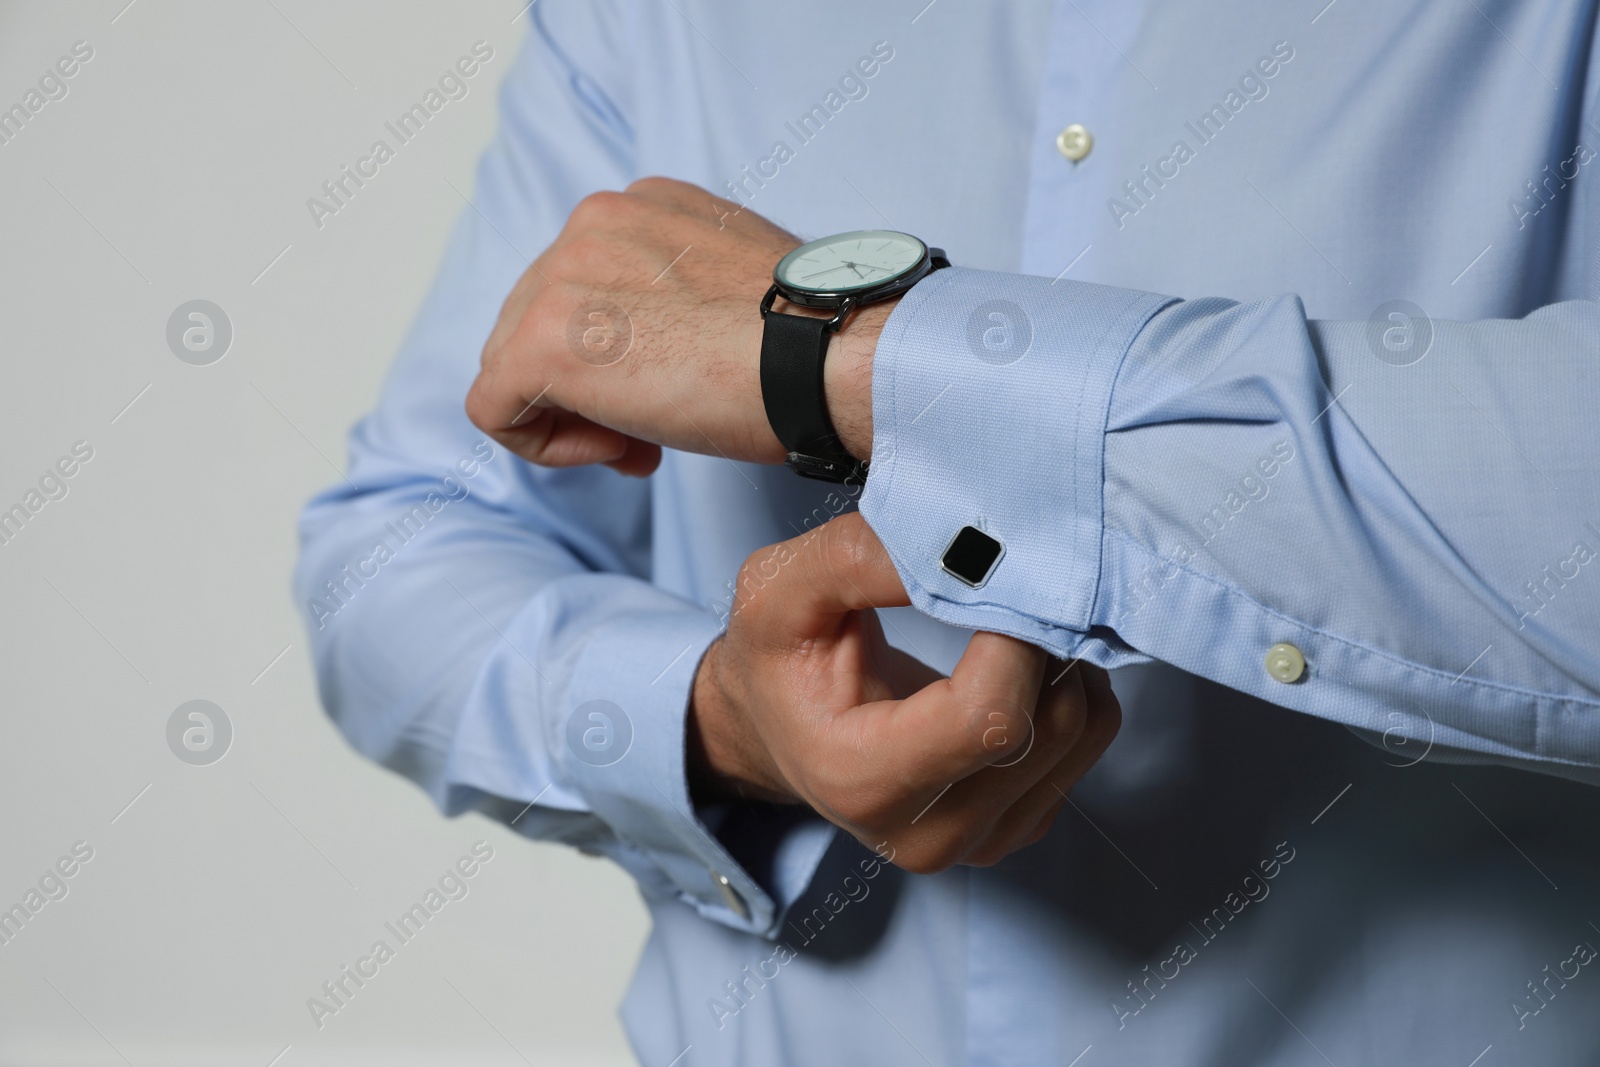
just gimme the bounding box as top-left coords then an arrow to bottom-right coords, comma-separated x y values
759,229 -> 948,483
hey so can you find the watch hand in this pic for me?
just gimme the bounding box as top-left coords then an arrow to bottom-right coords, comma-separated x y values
801,264 -> 853,281
844,261 -> 867,279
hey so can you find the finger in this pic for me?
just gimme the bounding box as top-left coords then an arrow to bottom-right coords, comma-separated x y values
883,658 -> 1117,869
964,683 -> 1122,866
745,513 -> 911,640
484,407 -> 634,468
969,652 -> 1090,785
849,633 -> 1051,809
478,262 -> 546,359
941,630 -> 1052,769
465,355 -> 560,444
603,437 -> 663,478
897,657 -> 1089,862
878,643 -> 947,701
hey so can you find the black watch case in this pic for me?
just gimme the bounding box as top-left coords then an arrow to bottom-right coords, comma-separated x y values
760,230 -> 948,330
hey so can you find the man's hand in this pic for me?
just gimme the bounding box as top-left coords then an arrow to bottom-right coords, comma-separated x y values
465,177 -> 883,477
688,512 -> 1121,874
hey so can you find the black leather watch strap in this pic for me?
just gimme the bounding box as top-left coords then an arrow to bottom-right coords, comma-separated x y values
759,310 -> 866,483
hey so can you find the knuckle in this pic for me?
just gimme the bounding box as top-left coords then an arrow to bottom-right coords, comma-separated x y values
729,543 -> 789,624
895,853 -> 945,876
553,234 -> 612,277
827,796 -> 876,831
963,844 -> 1008,869
898,814 -> 987,875
979,705 -> 1035,763
625,175 -> 676,196
1095,683 -> 1124,726
476,340 -> 500,375
828,789 -> 894,832
969,696 -> 1030,751
471,341 -> 498,376
1083,697 -> 1123,753
1025,812 -> 1060,848
463,379 -> 492,429
734,548 -> 765,588
732,550 -> 768,601
908,834 -> 972,875
821,512 -> 872,575
571,189 -> 629,225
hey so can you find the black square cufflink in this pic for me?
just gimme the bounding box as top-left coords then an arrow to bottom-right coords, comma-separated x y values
940,525 -> 1004,588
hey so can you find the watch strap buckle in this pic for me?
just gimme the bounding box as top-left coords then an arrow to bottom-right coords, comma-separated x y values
785,451 -> 869,484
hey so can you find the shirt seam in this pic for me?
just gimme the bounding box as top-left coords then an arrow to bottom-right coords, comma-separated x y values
1103,524 -> 1600,715
1083,293 -> 1183,624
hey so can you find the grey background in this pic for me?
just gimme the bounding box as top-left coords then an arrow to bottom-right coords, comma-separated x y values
0,2 -> 645,1063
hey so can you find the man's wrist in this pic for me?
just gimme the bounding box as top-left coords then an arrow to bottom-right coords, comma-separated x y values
687,638 -> 798,807
826,299 -> 893,462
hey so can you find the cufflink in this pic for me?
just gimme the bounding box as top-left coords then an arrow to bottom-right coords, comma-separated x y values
712,870 -> 749,920
941,525 -> 1004,588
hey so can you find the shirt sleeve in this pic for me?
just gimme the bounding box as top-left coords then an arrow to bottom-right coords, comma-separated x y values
293,1 -> 829,938
861,265 -> 1600,783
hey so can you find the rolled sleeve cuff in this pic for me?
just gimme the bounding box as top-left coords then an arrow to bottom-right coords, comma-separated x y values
441,574 -> 820,937
860,267 -> 1177,656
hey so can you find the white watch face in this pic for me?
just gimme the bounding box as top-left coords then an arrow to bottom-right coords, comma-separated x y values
775,230 -> 927,295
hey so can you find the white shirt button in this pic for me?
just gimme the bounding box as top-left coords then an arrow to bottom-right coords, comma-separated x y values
1056,123 -> 1093,162
712,870 -> 749,919
1264,642 -> 1306,684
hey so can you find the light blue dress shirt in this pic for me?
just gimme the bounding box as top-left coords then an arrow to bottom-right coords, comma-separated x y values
297,2 -> 1600,1063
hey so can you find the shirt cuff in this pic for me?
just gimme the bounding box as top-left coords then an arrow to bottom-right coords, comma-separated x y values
860,266 -> 1176,656
439,573 -> 827,937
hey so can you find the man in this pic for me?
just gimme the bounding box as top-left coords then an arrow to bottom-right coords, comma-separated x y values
297,2 -> 1600,1063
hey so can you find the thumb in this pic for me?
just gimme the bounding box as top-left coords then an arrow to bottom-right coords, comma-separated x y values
871,631 -> 1048,786
741,512 -> 909,642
